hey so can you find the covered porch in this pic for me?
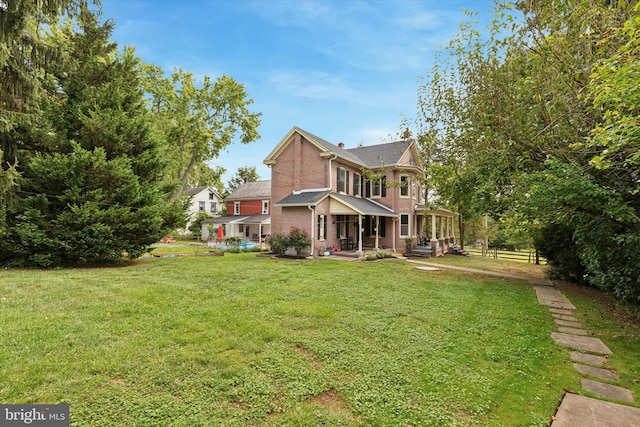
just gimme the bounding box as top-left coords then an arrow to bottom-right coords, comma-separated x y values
329,193 -> 398,255
413,207 -> 457,257
201,214 -> 271,246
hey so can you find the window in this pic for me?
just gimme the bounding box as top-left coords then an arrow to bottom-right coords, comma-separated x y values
336,215 -> 347,239
210,202 -> 217,213
239,224 -> 244,233
234,201 -> 240,215
317,214 -> 327,241
199,201 -> 205,211
400,214 -> 410,237
262,200 -> 269,214
372,179 -> 381,197
209,192 -> 215,200
337,167 -> 348,193
353,174 -> 361,197
400,175 -> 409,197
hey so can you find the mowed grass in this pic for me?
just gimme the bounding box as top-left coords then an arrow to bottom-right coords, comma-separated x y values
1,254 -> 580,426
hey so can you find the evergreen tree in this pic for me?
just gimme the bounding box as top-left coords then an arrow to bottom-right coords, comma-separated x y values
0,10 -> 180,266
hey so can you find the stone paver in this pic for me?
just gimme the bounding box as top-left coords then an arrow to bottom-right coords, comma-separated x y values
557,326 -> 589,336
573,363 -> 620,380
413,266 -> 442,272
551,332 -> 612,354
554,318 -> 583,328
549,307 -> 575,316
551,393 -> 640,427
570,352 -> 609,366
581,378 -> 635,403
552,313 -> 579,322
534,286 -> 577,310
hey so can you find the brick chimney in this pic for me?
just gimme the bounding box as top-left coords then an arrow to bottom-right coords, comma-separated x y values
338,142 -> 345,149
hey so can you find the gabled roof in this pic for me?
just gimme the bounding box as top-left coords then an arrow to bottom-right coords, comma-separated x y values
274,189 -> 331,207
330,193 -> 398,217
264,126 -> 419,170
183,186 -> 220,197
346,140 -> 413,168
226,180 -> 271,201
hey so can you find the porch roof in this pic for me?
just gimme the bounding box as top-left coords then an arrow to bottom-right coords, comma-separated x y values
330,193 -> 398,217
202,214 -> 271,225
274,189 -> 332,207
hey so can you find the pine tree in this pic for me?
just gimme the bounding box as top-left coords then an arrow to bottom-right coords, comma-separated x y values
0,9 -> 181,266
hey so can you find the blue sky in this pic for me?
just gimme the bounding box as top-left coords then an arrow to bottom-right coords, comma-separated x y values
99,0 -> 496,185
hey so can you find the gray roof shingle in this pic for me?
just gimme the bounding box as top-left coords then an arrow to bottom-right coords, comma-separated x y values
226,180 -> 271,201
274,190 -> 331,207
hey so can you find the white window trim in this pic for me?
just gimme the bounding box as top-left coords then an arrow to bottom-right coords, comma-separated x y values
371,178 -> 382,198
262,200 -> 269,214
337,167 -> 346,194
400,213 -> 410,237
234,201 -> 240,215
400,175 -> 410,198
353,173 -> 361,197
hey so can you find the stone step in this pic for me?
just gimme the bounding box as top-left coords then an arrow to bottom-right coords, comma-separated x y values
557,326 -> 589,336
535,286 -> 577,310
581,378 -> 635,403
573,363 -> 620,380
550,332 -> 612,354
552,313 -> 579,322
570,352 -> 608,366
551,393 -> 640,426
555,318 -> 583,328
549,307 -> 575,316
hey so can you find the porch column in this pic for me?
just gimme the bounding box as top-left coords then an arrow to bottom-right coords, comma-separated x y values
375,216 -> 380,251
431,214 -> 437,247
449,216 -> 455,245
439,216 -> 444,255
357,214 -> 363,255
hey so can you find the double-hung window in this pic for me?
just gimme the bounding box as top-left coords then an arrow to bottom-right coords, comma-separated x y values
337,167 -> 348,194
400,175 -> 409,197
400,214 -> 410,237
353,173 -> 361,197
234,201 -> 240,215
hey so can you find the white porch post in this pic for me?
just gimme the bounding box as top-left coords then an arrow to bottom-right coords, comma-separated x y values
375,216 -> 379,250
431,214 -> 437,246
357,214 -> 363,255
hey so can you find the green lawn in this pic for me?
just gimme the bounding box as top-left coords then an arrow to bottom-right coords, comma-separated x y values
0,254 -> 592,426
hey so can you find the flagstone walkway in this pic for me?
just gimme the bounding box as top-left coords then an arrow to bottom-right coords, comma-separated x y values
407,259 -> 640,426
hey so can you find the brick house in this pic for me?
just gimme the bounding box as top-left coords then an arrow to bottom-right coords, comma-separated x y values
201,180 -> 271,242
263,127 -> 455,256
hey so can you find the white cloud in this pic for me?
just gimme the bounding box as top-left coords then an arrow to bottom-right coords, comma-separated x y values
267,70 -> 356,100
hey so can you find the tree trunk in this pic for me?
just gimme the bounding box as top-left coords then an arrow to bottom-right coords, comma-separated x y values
171,153 -> 197,202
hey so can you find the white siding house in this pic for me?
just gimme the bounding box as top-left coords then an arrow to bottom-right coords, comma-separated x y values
182,186 -> 223,234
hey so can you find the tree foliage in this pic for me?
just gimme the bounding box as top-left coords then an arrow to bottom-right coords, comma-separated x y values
227,165 -> 260,194
140,66 -> 261,201
0,7 -> 179,267
418,1 -> 640,305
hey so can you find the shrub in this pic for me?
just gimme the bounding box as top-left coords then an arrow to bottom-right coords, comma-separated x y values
266,232 -> 288,256
288,227 -> 311,256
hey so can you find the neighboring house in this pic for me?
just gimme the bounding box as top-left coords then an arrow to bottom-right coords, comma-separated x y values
182,186 -> 223,234
263,126 -> 456,256
201,180 -> 271,242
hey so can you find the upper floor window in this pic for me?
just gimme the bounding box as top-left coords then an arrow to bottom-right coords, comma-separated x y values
366,175 -> 386,198
210,202 -> 217,213
262,200 -> 269,214
353,173 -> 361,197
337,167 -> 348,194
209,192 -> 215,200
234,201 -> 240,215
400,175 -> 409,197
371,179 -> 381,197
199,201 -> 205,211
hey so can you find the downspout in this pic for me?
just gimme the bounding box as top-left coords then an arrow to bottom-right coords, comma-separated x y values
327,153 -> 338,189
308,205 -> 315,258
